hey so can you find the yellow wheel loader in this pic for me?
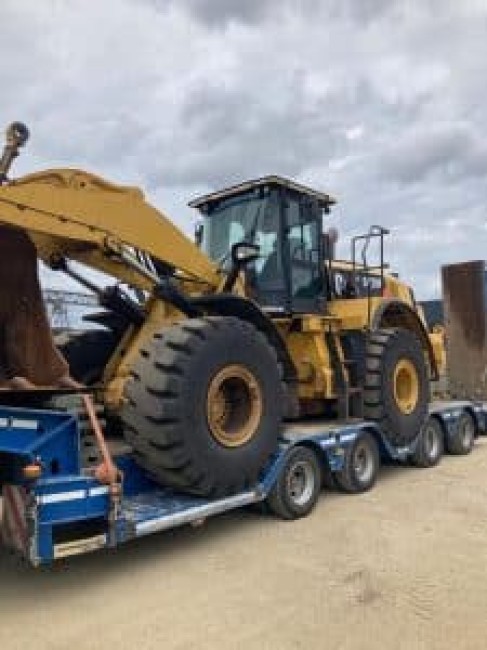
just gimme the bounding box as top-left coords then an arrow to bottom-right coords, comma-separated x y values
0,123 -> 441,496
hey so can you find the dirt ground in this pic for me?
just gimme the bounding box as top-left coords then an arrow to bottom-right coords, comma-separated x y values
2,440 -> 487,650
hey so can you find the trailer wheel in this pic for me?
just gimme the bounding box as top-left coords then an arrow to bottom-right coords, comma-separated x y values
410,416 -> 444,468
334,432 -> 379,494
446,411 -> 476,455
267,446 -> 322,520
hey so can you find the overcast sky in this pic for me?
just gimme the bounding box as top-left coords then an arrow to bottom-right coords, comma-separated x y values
1,0 -> 487,298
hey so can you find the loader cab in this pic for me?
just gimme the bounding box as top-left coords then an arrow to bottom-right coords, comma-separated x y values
189,176 -> 335,314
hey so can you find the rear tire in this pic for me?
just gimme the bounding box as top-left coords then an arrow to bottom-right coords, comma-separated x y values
122,317 -> 283,497
410,416 -> 444,468
267,446 -> 322,520
446,411 -> 476,455
364,328 -> 429,447
334,432 -> 379,494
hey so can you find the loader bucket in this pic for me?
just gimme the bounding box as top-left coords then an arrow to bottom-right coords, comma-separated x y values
0,225 -> 70,388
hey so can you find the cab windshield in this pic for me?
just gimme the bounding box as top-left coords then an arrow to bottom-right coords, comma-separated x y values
201,188 -> 280,275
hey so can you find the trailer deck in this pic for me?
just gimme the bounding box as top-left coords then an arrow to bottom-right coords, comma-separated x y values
0,401 -> 485,566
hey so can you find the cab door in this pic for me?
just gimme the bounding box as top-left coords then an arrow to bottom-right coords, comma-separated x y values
285,196 -> 324,314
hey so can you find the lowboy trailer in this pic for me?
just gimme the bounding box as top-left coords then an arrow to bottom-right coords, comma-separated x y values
0,400 -> 485,566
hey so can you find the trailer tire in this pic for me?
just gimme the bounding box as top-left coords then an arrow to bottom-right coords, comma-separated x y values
267,446 -> 322,520
410,416 -> 444,468
364,328 -> 429,447
334,432 -> 379,494
446,411 -> 475,455
122,317 -> 282,497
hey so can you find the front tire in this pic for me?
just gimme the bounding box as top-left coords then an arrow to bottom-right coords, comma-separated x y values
122,317 -> 283,497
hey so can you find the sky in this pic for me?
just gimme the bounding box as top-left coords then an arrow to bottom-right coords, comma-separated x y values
1,0 -> 487,298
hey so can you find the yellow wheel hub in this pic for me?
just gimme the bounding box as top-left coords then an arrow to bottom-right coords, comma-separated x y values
206,364 -> 263,448
393,359 -> 419,415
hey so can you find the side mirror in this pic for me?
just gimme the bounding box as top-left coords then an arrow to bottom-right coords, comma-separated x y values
222,242 -> 260,293
231,241 -> 260,266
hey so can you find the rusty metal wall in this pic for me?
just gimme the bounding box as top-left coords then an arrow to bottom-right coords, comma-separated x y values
442,260 -> 487,399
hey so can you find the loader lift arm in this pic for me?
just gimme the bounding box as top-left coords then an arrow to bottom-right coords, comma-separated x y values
0,167 -> 220,293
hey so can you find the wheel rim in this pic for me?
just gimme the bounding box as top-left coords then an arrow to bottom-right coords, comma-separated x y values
424,422 -> 440,459
286,460 -> 315,506
393,358 -> 419,415
353,441 -> 375,484
207,364 -> 263,447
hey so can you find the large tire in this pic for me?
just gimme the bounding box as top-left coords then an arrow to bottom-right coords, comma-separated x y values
364,328 -> 429,447
56,329 -> 120,384
121,317 -> 283,497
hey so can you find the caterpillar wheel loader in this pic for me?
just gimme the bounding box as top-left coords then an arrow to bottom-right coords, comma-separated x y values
0,122 -> 441,496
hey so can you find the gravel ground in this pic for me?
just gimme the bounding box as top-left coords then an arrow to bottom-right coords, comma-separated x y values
2,439 -> 487,650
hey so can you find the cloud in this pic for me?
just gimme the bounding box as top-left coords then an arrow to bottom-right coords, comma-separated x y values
379,122 -> 487,184
166,0 -> 400,28
166,0 -> 276,27
0,0 -> 486,299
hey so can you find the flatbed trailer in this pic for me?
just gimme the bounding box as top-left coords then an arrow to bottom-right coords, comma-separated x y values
0,400 -> 485,566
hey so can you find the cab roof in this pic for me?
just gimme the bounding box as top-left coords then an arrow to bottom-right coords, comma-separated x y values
188,175 -> 336,211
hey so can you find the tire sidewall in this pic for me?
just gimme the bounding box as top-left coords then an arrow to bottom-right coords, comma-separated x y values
172,321 -> 282,486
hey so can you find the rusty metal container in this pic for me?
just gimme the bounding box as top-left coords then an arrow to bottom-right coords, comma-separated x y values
442,260 -> 487,399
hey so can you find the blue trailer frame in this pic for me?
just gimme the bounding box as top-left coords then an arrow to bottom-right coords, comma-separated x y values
0,401 -> 485,566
